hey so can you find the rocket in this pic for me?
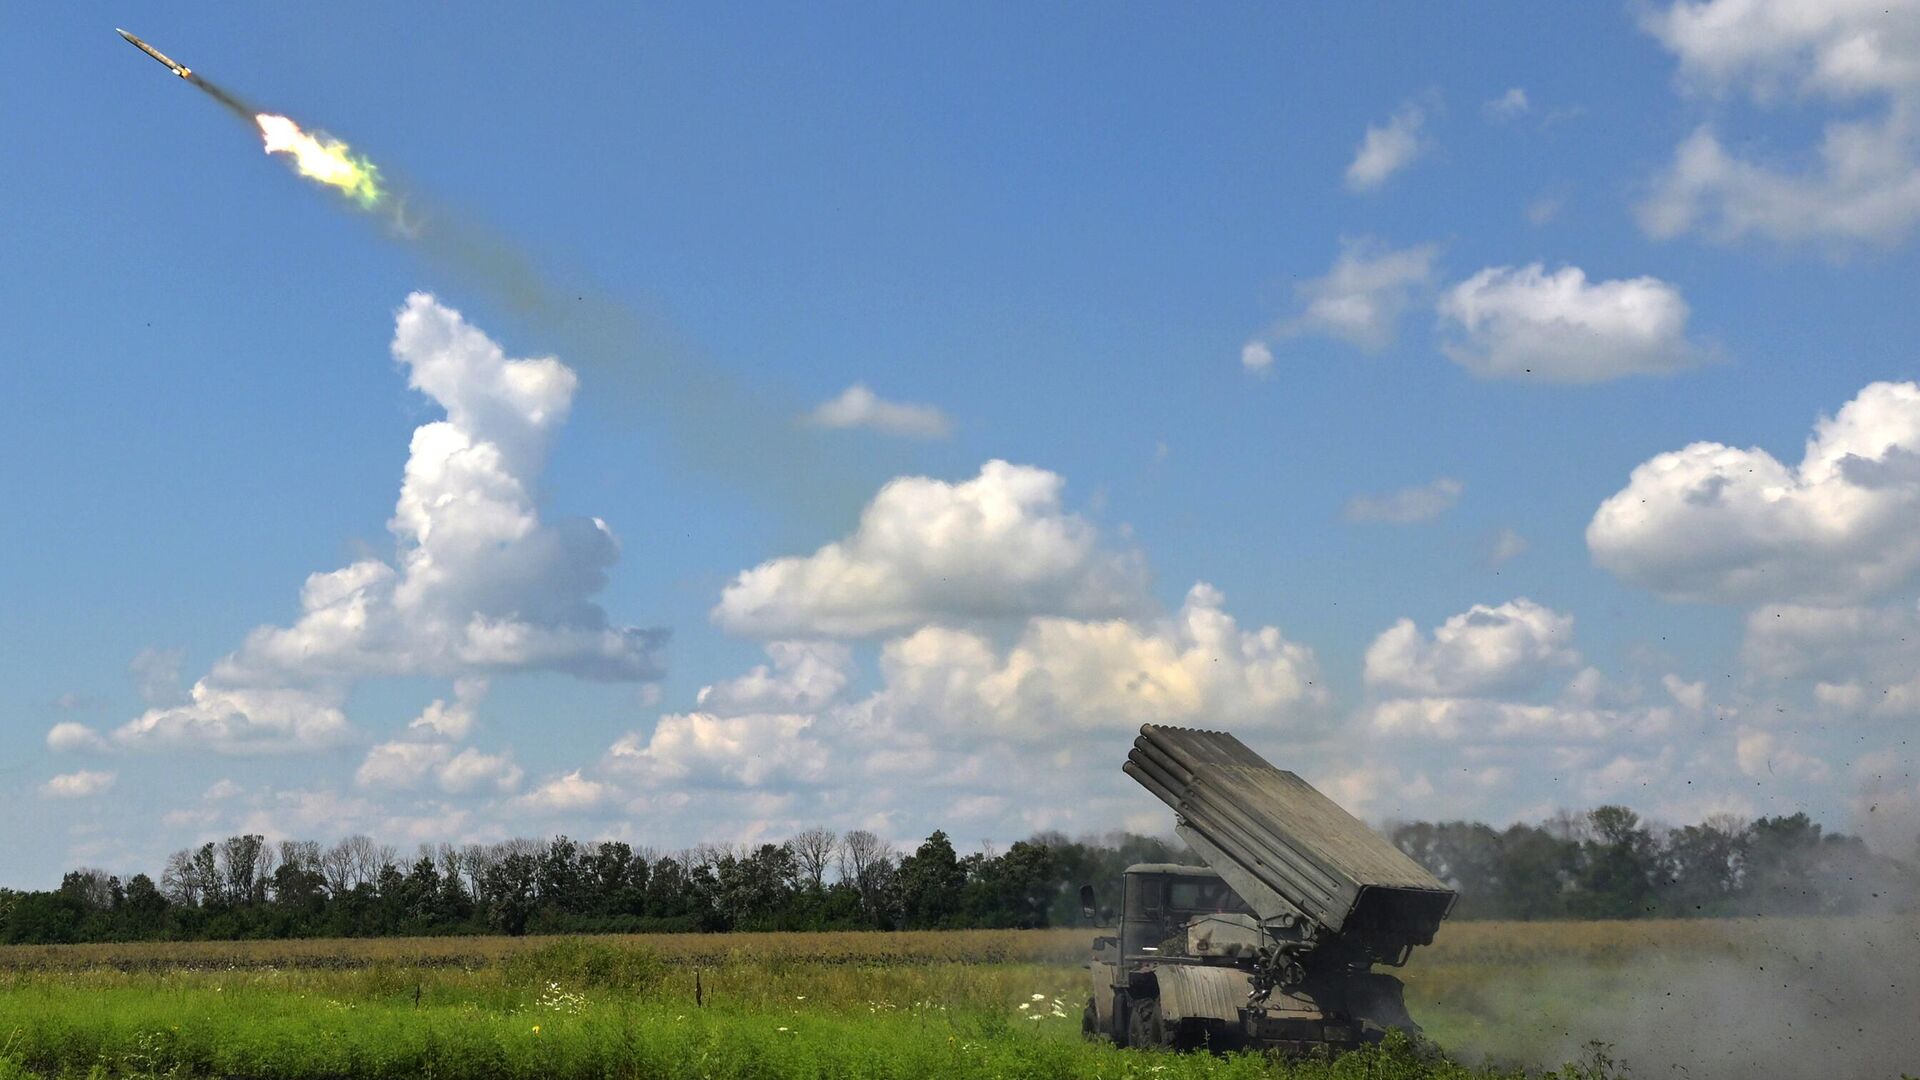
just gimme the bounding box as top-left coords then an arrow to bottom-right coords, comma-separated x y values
117,28 -> 192,80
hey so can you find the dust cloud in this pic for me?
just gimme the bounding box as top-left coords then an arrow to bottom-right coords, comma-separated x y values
1458,917 -> 1919,1079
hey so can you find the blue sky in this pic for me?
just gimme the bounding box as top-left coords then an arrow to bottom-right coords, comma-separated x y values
4,2 -> 1919,885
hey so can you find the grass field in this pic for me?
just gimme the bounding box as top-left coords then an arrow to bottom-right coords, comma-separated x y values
0,919 -> 1910,1079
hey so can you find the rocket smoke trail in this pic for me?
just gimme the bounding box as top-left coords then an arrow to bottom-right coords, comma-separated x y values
187,73 -> 256,124
118,28 -> 387,213
117,29 -> 880,525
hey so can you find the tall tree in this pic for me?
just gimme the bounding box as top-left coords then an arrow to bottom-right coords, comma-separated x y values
790,827 -> 838,892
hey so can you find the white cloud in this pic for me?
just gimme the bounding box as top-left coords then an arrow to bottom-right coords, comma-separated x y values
1735,727 -> 1831,782
807,384 -> 953,440
1364,598 -> 1580,697
46,722 -> 110,754
1638,0 -> 1920,246
116,295 -> 662,754
1589,381 -> 1920,604
1368,694 -> 1671,744
1344,477 -> 1463,524
713,460 -> 1148,637
567,581 -> 1322,838
871,583 -> 1324,740
513,770 -> 612,815
117,684 -> 353,755
1664,673 -> 1710,712
41,770 -> 116,799
355,740 -> 451,791
1739,599 -> 1920,718
607,712 -> 830,788
695,641 -> 851,716
1240,341 -> 1274,373
1487,527 -> 1530,567
1346,101 -> 1430,191
357,679 -> 519,794
1638,119 -> 1920,246
1485,87 -> 1531,120
436,748 -> 525,795
409,678 -> 489,740
202,779 -> 242,801
1437,264 -> 1707,382
1272,239 -> 1439,353
1644,0 -> 1920,106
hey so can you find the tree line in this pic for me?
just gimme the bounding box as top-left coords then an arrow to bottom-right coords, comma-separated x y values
1,807 -> 1910,944
1388,807 -> 1911,919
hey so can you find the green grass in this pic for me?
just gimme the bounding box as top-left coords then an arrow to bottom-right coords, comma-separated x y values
9,921 -> 1879,1079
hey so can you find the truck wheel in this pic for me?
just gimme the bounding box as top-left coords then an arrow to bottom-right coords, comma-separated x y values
1125,994 -> 1165,1048
1082,998 -> 1101,1041
1111,992 -> 1131,1047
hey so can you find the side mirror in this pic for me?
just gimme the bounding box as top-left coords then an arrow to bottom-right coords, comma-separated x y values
1079,884 -> 1098,921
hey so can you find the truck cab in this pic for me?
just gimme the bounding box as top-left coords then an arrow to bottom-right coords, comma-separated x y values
1114,863 -> 1251,962
1085,863 -> 1269,1048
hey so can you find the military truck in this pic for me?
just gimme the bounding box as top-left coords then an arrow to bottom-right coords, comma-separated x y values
1081,724 -> 1456,1053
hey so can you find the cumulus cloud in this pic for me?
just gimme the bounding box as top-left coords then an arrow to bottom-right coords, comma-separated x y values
1740,599 -> 1920,718
695,641 -> 851,716
1352,600 -> 1689,805
1346,101 -> 1430,191
608,711 -> 832,789
117,294 -> 662,754
1368,694 -> 1672,744
409,678 -> 489,741
1664,673 -> 1709,712
713,460 -> 1148,637
806,384 -> 953,440
1589,381 -> 1920,604
1735,727 -> 1831,782
117,685 -> 353,755
355,740 -> 523,795
46,722 -> 111,754
1638,0 -> 1920,246
871,583 -> 1325,740
41,770 -> 116,799
1344,477 -> 1463,524
436,748 -> 525,795
355,741 -> 454,791
514,771 -> 612,815
1365,598 -> 1580,697
1437,264 -> 1708,382
1267,239 -> 1439,353
573,570 -> 1322,843
1645,0 -> 1920,99
357,679 -> 520,794
1639,119 -> 1920,246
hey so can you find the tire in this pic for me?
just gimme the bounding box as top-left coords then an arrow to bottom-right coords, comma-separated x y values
1082,997 -> 1100,1041
1111,992 -> 1132,1048
1125,993 -> 1165,1049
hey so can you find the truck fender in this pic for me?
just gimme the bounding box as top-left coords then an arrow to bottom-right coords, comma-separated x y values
1149,964 -> 1254,1024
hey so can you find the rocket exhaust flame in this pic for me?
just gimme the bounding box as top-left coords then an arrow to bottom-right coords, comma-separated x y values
255,114 -> 384,208
116,29 -> 385,211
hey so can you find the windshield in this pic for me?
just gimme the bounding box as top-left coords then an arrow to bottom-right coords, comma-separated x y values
1167,878 -> 1251,915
